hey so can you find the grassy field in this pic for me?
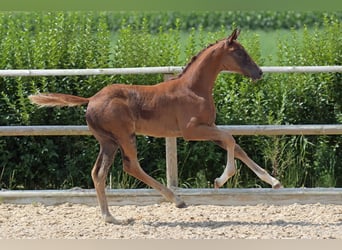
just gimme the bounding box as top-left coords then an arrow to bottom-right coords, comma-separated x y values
111,28 -> 304,66
256,29 -> 290,65
257,29 -> 307,65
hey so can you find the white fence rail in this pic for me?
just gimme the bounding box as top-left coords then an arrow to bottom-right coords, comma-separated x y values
0,65 -> 341,77
1,66 -> 342,189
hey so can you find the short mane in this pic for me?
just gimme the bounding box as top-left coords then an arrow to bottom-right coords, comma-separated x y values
173,38 -> 225,80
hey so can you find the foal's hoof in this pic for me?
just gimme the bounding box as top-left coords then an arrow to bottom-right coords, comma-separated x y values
104,215 -> 119,224
104,215 -> 134,225
174,196 -> 187,208
272,182 -> 283,189
214,178 -> 221,189
176,200 -> 187,208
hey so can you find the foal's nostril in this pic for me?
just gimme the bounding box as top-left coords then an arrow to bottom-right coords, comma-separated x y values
257,69 -> 263,79
251,68 -> 263,82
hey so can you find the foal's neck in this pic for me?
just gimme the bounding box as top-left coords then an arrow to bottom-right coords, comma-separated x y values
180,43 -> 223,95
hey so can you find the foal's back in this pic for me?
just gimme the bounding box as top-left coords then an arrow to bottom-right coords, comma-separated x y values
86,80 -> 186,138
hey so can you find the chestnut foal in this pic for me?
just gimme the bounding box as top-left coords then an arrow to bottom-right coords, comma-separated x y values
29,29 -> 281,223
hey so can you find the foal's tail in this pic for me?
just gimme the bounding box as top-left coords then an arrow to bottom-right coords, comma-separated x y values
29,93 -> 89,107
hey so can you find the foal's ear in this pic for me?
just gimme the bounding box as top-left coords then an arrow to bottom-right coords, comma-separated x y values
227,28 -> 240,45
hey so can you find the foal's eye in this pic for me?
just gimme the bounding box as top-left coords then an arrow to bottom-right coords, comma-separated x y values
235,50 -> 244,57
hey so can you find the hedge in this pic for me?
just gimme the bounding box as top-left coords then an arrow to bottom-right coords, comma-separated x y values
0,11 -> 340,189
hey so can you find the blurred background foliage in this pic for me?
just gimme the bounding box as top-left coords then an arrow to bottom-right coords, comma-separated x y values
0,11 -> 341,189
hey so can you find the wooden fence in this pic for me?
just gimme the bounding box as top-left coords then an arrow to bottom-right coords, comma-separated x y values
1,66 -> 342,193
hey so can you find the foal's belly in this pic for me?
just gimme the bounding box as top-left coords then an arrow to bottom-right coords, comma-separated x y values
135,119 -> 182,138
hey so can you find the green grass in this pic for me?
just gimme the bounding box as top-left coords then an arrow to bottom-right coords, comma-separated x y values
257,29 -> 289,65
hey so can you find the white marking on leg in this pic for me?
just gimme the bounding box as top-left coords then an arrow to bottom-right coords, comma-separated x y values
234,144 -> 282,188
215,144 -> 236,188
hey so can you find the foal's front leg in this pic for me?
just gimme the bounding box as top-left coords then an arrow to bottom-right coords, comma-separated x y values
182,123 -> 238,188
234,144 -> 282,188
213,135 -> 237,188
213,140 -> 282,188
182,123 -> 281,188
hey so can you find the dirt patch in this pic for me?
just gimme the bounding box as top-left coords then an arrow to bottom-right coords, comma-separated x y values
1,202 -> 341,239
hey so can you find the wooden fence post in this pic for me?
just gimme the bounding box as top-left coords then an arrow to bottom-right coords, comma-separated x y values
164,73 -> 178,188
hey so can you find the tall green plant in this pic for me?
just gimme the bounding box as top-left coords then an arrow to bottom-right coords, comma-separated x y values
256,15 -> 341,187
0,11 -> 340,190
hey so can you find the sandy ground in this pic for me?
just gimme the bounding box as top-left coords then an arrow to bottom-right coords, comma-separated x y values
0,202 -> 341,239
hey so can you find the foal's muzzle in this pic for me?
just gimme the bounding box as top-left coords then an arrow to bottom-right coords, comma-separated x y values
250,68 -> 263,81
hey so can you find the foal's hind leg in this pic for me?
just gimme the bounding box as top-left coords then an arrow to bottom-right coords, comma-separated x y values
91,142 -> 124,223
181,122 -> 237,189
119,133 -> 186,208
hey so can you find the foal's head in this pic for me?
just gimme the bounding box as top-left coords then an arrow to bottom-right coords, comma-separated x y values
220,29 -> 262,81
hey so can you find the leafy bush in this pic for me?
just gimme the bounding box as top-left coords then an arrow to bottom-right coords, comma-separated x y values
0,12 -> 113,189
103,11 -> 342,32
0,11 -> 340,189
